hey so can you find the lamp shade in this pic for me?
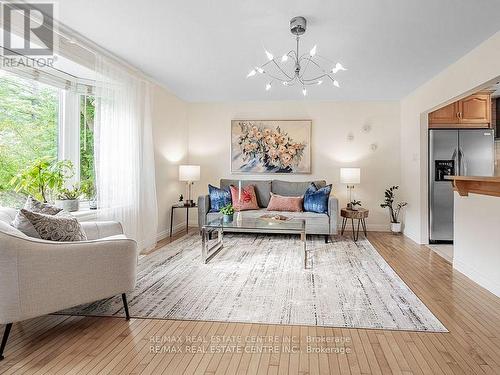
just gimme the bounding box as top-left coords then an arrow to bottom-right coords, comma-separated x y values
179,165 -> 200,181
340,168 -> 360,184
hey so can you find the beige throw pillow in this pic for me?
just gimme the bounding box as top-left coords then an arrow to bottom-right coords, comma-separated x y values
20,209 -> 87,242
11,197 -> 63,238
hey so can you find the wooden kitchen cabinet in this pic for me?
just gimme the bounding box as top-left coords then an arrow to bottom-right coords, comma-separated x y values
428,102 -> 459,125
458,93 -> 490,124
428,92 -> 492,128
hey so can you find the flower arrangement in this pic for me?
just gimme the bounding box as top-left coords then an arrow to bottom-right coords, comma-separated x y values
237,122 -> 306,172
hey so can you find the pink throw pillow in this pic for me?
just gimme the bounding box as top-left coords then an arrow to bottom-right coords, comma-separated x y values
267,193 -> 303,212
230,185 -> 259,211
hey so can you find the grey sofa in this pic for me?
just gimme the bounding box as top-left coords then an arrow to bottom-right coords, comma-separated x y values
0,207 -> 137,361
198,179 -> 338,241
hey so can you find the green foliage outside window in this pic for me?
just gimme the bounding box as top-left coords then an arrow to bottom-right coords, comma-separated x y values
0,75 -> 58,207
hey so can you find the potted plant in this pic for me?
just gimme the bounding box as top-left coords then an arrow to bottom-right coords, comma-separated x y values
55,185 -> 82,212
10,157 -> 74,203
347,200 -> 362,210
81,180 -> 97,210
220,203 -> 235,223
380,185 -> 407,233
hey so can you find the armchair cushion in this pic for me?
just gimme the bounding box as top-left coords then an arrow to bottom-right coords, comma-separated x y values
20,209 -> 87,241
11,197 -> 62,238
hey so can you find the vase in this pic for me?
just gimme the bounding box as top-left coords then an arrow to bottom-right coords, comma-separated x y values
223,214 -> 234,223
391,222 -> 402,233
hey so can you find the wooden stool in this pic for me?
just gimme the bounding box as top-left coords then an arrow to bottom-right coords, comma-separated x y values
340,208 -> 369,241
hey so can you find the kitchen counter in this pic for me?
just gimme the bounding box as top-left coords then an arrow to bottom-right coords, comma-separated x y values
445,176 -> 500,197
447,177 -> 500,297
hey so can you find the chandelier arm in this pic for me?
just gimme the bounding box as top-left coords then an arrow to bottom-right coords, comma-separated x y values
301,73 -> 330,83
301,57 -> 331,76
298,56 -> 312,79
271,60 -> 293,80
263,72 -> 293,82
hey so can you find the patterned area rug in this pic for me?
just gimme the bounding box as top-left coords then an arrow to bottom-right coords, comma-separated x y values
61,234 -> 447,332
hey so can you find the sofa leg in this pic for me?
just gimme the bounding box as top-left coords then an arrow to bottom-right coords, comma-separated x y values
0,323 -> 12,361
324,235 -> 330,244
122,294 -> 130,320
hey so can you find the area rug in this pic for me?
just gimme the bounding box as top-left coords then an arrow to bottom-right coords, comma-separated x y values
61,234 -> 447,332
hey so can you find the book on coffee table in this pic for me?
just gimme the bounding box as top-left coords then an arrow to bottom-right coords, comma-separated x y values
259,214 -> 291,222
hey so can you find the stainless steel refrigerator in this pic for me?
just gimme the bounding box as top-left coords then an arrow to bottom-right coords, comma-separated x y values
429,129 -> 495,243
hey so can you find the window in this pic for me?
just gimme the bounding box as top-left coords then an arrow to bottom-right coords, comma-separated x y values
0,73 -> 60,207
80,95 -> 96,197
0,72 -> 96,208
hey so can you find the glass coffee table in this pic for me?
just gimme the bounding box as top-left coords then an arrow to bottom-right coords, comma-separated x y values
201,217 -> 308,268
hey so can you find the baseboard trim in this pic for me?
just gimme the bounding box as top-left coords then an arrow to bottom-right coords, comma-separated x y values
453,258 -> 500,298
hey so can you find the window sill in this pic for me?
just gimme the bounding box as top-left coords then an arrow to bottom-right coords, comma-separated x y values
71,201 -> 101,222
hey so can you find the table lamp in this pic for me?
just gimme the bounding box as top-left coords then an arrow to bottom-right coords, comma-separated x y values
340,167 -> 361,209
179,165 -> 200,206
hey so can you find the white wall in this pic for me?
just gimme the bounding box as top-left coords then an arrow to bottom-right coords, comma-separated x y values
454,192 -> 500,297
187,101 -> 401,230
401,31 -> 500,244
151,83 -> 189,238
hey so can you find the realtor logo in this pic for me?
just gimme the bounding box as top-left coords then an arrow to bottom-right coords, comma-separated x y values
2,2 -> 54,56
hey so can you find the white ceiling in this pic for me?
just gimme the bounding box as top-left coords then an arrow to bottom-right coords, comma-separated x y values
56,0 -> 500,102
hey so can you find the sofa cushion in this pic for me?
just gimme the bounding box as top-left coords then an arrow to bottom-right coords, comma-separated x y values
304,183 -> 332,213
272,180 -> 326,197
220,179 -> 271,207
267,193 -> 303,212
20,209 -> 87,241
229,185 -> 259,211
208,184 -> 232,212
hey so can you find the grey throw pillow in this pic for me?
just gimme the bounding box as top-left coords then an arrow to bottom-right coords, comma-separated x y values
20,209 -> 87,242
11,197 -> 63,238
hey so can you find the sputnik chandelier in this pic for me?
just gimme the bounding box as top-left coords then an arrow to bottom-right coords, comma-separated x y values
246,16 -> 346,96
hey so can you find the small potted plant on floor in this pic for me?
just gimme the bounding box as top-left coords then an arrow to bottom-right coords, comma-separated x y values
220,203 -> 235,223
55,185 -> 82,212
380,185 -> 407,233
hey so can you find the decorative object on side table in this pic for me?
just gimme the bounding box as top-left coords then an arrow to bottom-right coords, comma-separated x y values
170,202 -> 197,237
380,185 -> 407,234
220,204 -> 235,223
340,167 -> 361,210
179,165 -> 200,205
341,207 -> 369,241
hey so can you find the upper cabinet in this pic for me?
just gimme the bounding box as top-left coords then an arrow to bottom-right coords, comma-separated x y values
458,94 -> 490,124
429,92 -> 492,129
428,102 -> 459,125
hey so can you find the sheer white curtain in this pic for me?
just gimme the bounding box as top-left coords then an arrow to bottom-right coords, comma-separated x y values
94,55 -> 158,251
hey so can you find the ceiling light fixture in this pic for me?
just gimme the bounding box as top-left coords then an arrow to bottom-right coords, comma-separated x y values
247,16 -> 346,95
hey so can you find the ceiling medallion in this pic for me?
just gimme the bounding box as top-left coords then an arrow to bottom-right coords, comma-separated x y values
246,16 -> 346,96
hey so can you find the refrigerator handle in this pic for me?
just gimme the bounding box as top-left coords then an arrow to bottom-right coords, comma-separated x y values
452,148 -> 458,175
458,147 -> 467,176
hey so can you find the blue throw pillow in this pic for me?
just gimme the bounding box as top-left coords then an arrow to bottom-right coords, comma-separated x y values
303,183 -> 332,213
208,184 -> 232,212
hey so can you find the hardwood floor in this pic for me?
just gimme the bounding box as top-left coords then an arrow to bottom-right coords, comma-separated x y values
1,231 -> 499,374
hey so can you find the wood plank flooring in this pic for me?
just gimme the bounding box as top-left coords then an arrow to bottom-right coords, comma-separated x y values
1,231 -> 499,374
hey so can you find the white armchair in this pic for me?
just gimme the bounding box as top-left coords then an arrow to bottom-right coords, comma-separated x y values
0,207 -> 138,361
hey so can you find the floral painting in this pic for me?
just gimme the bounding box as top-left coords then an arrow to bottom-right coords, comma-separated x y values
231,120 -> 311,174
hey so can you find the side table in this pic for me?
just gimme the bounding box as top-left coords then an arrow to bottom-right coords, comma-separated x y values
170,203 -> 197,237
340,208 -> 369,241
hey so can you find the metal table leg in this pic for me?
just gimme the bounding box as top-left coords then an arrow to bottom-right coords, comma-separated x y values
202,226 -> 224,263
